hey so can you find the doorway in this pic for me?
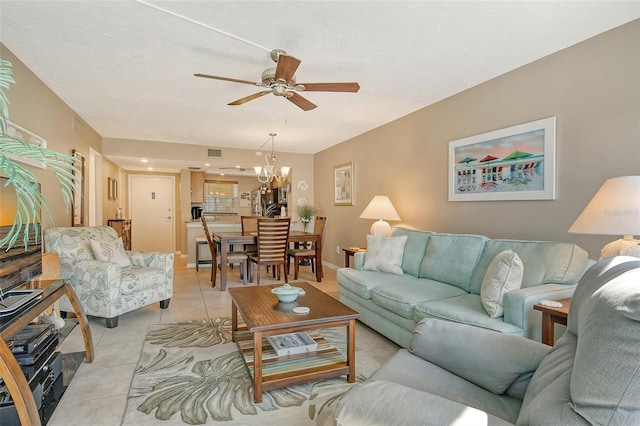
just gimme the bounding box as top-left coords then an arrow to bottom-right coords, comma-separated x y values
129,175 -> 175,252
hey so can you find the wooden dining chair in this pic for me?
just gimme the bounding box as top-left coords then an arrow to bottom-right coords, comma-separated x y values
287,216 -> 327,280
248,217 -> 291,285
201,216 -> 247,287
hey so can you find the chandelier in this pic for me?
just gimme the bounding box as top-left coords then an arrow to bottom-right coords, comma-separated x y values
254,133 -> 290,183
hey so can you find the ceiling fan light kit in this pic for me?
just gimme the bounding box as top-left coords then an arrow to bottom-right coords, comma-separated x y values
195,49 -> 360,111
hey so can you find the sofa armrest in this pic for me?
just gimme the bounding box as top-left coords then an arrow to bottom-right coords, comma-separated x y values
353,251 -> 366,270
336,380 -> 513,426
128,251 -> 174,278
503,283 -> 577,331
410,318 -> 550,395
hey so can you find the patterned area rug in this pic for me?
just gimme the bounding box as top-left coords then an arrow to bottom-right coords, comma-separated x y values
121,318 -> 380,425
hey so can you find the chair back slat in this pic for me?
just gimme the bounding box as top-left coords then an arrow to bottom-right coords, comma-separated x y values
256,218 -> 291,263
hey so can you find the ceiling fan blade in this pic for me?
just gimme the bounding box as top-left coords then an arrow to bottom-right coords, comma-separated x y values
297,82 -> 360,92
228,91 -> 271,106
194,73 -> 261,86
287,92 -> 317,111
274,54 -> 301,83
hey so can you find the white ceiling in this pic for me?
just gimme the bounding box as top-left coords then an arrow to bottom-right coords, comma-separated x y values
1,1 -> 638,169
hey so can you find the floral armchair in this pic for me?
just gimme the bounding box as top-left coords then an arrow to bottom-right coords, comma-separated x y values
44,226 -> 173,328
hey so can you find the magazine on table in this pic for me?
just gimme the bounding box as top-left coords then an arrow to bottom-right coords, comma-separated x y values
267,331 -> 318,356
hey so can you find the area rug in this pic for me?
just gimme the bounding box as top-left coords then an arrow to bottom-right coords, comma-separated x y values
121,318 -> 380,425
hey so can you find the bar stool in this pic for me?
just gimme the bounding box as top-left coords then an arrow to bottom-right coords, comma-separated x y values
195,237 -> 211,271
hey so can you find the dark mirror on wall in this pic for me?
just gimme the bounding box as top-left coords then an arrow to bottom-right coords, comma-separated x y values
72,149 -> 85,226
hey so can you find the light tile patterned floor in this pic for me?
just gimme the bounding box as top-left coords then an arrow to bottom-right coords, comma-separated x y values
48,257 -> 399,425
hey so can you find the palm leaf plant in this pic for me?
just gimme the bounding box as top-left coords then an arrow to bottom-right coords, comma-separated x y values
296,203 -> 317,232
0,59 -> 79,250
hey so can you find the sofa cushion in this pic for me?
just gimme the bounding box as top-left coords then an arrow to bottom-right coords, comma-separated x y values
419,233 -> 487,291
90,238 -> 131,267
470,239 -> 589,294
415,294 -> 523,335
337,268 -> 403,300
367,349 -> 523,424
410,319 -> 549,396
371,279 -> 466,319
363,235 -> 408,275
390,227 -> 432,277
481,250 -> 524,318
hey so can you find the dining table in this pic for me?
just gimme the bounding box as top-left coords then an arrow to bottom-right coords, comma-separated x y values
212,230 -> 323,291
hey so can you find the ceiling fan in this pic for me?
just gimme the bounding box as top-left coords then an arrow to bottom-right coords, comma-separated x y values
195,49 -> 360,111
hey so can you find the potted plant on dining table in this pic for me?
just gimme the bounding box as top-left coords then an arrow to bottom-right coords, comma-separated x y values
296,204 -> 317,266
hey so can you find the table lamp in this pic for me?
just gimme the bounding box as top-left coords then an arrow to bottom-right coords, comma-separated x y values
359,195 -> 401,237
568,176 -> 640,259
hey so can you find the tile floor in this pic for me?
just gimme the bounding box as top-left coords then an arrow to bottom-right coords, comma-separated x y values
49,257 -> 400,425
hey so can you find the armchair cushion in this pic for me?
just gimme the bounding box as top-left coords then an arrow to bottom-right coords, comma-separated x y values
410,318 -> 550,395
90,238 -> 131,267
120,267 -> 167,294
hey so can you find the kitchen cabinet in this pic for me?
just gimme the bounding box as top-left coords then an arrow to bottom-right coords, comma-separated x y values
191,171 -> 204,203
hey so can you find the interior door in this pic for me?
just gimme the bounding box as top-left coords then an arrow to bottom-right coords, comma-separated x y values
129,175 -> 174,252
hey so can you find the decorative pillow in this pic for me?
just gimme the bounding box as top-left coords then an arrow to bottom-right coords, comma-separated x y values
481,250 -> 524,318
90,238 -> 131,267
363,235 -> 408,276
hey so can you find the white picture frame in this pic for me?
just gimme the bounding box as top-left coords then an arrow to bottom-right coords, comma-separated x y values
448,117 -> 556,201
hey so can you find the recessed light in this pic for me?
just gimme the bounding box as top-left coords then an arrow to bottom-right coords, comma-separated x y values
141,159 -> 148,163
147,167 -> 153,171
204,163 -> 210,166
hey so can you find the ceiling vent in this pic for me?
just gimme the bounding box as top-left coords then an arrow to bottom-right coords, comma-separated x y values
208,149 -> 222,157
188,166 -> 201,170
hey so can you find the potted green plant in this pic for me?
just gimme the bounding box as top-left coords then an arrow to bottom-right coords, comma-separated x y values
296,203 -> 317,233
0,59 -> 78,250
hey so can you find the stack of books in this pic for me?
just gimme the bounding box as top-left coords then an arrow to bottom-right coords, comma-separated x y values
267,331 -> 318,356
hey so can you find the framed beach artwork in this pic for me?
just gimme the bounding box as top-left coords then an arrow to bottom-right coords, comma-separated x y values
448,117 -> 556,201
334,162 -> 354,206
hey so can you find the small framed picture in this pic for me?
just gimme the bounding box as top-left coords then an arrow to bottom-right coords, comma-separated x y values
334,162 -> 354,206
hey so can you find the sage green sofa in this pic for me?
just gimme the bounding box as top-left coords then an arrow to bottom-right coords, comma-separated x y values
335,256 -> 640,425
337,227 -> 589,347
44,226 -> 173,328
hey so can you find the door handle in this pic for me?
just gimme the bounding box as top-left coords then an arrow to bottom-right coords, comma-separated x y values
166,216 -> 172,219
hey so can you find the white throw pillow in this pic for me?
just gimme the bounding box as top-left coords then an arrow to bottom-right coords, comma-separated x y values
90,238 -> 131,267
481,250 -> 524,318
362,235 -> 408,276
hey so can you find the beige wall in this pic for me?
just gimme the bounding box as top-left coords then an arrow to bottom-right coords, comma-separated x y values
101,157 -> 121,222
315,20 -> 640,263
0,44 -> 103,230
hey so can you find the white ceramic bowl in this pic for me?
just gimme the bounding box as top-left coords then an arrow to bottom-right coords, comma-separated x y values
271,284 -> 302,303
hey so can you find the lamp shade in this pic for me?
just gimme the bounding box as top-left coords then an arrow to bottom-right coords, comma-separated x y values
359,196 -> 401,221
568,176 -> 640,236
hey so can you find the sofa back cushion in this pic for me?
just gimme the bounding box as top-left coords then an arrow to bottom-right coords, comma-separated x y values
469,240 -> 589,295
419,233 -> 487,291
519,257 -> 640,425
44,226 -> 120,260
390,227 -> 432,277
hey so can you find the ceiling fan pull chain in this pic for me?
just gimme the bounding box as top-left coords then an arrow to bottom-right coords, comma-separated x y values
284,97 -> 288,125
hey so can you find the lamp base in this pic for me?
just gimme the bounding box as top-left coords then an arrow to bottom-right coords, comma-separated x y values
600,237 -> 640,260
370,220 -> 391,237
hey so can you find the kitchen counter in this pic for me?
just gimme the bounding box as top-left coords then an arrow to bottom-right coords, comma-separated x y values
185,221 -> 242,267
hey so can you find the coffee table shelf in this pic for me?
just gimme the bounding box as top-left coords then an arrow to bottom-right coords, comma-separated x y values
235,328 -> 348,390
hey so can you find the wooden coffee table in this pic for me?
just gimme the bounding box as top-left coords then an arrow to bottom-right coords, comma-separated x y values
228,282 -> 360,403
533,298 -> 571,346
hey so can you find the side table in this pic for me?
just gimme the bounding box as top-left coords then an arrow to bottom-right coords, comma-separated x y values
342,247 -> 366,268
533,298 -> 571,346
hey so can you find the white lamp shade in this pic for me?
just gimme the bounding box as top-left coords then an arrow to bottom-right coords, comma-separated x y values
360,196 -> 401,237
568,176 -> 640,236
359,196 -> 401,221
